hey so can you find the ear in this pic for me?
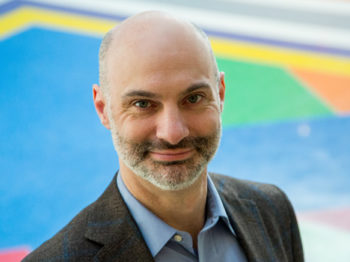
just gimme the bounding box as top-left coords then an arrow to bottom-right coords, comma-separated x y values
93,84 -> 111,129
218,72 -> 226,112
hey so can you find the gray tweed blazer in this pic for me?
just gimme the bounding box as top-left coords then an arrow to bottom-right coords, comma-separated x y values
23,173 -> 304,262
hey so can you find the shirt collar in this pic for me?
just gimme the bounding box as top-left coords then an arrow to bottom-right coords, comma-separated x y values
117,173 -> 176,257
116,172 -> 236,257
206,174 -> 236,236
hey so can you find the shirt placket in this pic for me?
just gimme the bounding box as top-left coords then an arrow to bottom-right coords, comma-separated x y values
172,232 -> 197,257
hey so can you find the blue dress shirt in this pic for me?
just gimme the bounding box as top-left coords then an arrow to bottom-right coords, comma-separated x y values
117,174 -> 247,262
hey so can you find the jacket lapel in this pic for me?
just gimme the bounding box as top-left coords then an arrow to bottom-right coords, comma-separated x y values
211,174 -> 278,262
222,198 -> 278,262
83,172 -> 280,261
84,174 -> 153,262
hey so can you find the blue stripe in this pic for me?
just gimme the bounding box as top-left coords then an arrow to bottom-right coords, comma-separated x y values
205,28 -> 350,58
0,0 -> 21,15
19,0 -> 128,21
2,0 -> 350,58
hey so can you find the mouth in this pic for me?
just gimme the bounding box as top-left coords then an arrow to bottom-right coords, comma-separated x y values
149,148 -> 194,162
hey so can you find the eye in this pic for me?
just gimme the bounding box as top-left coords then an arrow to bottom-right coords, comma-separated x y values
134,100 -> 151,109
186,94 -> 203,104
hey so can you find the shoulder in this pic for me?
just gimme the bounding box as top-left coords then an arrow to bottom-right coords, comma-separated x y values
210,172 -> 287,200
23,177 -> 119,262
23,199 -> 101,261
209,172 -> 295,219
209,175 -> 304,261
209,173 -> 304,261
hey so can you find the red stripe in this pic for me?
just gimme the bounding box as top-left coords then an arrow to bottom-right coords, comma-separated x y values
0,248 -> 30,262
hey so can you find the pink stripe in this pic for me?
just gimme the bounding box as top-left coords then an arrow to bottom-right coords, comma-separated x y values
0,248 -> 30,262
299,207 -> 350,231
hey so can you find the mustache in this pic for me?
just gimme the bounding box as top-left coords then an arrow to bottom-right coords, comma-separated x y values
143,136 -> 211,151
130,136 -> 216,160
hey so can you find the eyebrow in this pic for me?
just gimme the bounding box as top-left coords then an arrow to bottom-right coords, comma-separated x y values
122,90 -> 160,99
122,82 -> 211,99
180,82 -> 211,96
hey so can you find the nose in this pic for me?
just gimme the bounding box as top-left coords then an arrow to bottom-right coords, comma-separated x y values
156,106 -> 190,145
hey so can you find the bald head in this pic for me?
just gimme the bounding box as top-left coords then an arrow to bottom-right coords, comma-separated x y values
98,11 -> 219,96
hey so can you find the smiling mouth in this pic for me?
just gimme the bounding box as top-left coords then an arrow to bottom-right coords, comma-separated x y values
149,149 -> 194,162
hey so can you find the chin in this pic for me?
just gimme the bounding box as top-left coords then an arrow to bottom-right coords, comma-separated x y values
134,160 -> 206,191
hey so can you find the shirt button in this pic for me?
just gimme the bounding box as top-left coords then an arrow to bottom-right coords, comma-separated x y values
173,234 -> 183,242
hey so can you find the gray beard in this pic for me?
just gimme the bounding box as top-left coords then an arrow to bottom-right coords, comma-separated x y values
109,120 -> 221,191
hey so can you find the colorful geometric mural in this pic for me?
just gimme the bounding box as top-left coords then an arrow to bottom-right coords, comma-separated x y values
1,0 -> 349,261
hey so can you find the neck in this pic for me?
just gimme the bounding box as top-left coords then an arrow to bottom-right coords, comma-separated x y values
120,163 -> 208,248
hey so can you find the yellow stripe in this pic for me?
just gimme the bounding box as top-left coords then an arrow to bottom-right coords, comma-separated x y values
211,37 -> 350,76
1,7 -> 349,76
0,8 -> 32,37
0,7 -> 116,38
29,7 -> 116,35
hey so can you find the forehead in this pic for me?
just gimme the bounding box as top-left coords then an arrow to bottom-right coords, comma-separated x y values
115,59 -> 214,99
106,21 -> 215,97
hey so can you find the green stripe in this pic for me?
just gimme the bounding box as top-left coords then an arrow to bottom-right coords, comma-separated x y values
217,57 -> 333,126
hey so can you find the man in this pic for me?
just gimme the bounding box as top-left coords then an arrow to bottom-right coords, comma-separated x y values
24,11 -> 304,262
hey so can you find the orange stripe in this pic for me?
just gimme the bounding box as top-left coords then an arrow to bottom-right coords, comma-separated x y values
290,68 -> 350,114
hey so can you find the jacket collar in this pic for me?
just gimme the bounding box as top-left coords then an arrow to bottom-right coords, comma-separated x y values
210,173 -> 278,262
84,173 -> 153,262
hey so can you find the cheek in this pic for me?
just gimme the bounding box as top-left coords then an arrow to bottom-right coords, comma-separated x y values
116,117 -> 155,142
108,101 -> 155,142
187,109 -> 221,136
